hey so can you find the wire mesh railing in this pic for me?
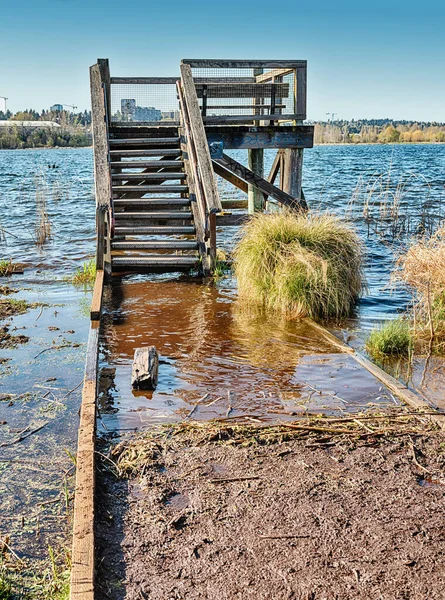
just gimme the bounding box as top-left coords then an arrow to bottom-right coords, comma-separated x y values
109,78 -> 180,124
183,60 -> 307,124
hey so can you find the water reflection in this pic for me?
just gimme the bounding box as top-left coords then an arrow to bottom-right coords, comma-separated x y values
98,278 -> 399,432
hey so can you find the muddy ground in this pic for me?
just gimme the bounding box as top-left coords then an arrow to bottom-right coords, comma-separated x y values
96,420 -> 445,600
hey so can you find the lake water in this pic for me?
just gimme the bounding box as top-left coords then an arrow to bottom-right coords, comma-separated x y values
1,143 -> 444,564
1,144 -> 444,323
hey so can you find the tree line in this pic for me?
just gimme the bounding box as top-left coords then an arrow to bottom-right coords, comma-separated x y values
314,119 -> 445,144
0,108 -> 92,149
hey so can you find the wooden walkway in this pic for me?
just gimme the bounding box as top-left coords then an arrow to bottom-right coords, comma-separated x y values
69,58 -> 445,599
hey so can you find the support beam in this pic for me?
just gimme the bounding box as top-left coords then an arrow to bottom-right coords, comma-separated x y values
248,149 -> 264,213
206,125 -> 314,150
282,148 -> 304,201
213,153 -> 307,211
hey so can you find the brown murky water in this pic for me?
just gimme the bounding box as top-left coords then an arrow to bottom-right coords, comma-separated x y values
98,277 -> 399,433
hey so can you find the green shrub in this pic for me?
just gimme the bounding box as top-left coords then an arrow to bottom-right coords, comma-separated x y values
366,319 -> 413,357
72,259 -> 96,285
233,212 -> 363,319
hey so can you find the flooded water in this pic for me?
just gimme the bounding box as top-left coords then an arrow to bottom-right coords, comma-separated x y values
0,144 -> 445,562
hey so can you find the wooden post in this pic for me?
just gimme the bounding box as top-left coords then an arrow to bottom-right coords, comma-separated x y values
90,61 -> 112,276
97,59 -> 111,125
248,149 -> 264,213
282,148 -> 303,201
248,67 -> 265,214
209,212 -> 217,273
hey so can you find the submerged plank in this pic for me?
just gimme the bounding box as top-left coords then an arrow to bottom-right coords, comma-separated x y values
70,324 -> 100,599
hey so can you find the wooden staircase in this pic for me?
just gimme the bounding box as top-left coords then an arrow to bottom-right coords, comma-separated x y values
108,128 -> 200,273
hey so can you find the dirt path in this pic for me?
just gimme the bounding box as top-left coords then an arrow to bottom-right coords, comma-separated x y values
96,418 -> 445,600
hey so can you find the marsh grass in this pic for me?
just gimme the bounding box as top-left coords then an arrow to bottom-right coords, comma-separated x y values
35,178 -> 52,246
366,319 -> 413,357
346,169 -> 443,242
213,249 -> 231,279
233,212 -> 363,320
0,260 -> 17,277
395,226 -> 445,351
0,545 -> 70,600
72,259 -> 96,286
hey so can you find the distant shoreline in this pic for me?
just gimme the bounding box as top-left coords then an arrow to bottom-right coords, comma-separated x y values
0,141 -> 444,151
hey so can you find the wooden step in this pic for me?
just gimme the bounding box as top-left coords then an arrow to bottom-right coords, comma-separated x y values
114,211 -> 192,220
112,240 -> 198,250
109,149 -> 181,157
114,226 -> 195,235
112,185 -> 188,193
112,172 -> 186,181
113,198 -> 190,207
109,137 -> 179,146
112,256 -> 198,268
110,160 -> 181,168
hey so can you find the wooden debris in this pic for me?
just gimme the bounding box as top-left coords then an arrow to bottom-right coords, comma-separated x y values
131,346 -> 159,390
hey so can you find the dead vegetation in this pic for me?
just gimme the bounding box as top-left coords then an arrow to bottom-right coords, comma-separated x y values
395,225 -> 445,353
108,409 -> 441,478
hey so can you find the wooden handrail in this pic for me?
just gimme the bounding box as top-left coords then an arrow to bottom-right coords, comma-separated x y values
179,64 -> 222,214
90,64 -> 112,211
177,82 -> 208,237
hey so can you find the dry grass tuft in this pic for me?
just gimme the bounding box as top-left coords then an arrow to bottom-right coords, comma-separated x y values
233,212 -> 363,320
395,226 -> 445,349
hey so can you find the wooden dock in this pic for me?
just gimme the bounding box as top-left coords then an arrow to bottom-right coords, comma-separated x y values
90,58 -> 313,277
69,58 -> 445,599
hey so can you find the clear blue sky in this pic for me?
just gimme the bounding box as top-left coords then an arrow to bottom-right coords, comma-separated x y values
1,0 -> 444,121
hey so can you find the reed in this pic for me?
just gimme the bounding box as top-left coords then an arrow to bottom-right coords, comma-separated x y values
35,178 -> 52,246
233,212 -> 363,319
395,226 -> 445,350
72,259 -> 96,285
366,319 -> 413,357
0,260 -> 16,277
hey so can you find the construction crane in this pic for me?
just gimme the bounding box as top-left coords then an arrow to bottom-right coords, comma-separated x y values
63,104 -> 77,111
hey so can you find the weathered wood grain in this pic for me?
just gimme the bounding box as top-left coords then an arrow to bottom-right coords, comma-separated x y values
131,347 -> 159,390
180,64 -> 222,214
90,64 -> 112,209
212,161 -> 248,193
205,125 -> 314,150
181,59 -> 307,69
282,148 -> 304,201
70,323 -> 100,600
90,270 -> 104,321
213,153 -> 307,211
203,113 -> 304,124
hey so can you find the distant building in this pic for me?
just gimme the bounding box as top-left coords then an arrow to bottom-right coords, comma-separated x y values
161,110 -> 180,121
51,104 -> 64,112
134,106 -> 161,121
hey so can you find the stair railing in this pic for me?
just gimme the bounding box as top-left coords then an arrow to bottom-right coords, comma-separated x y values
177,64 -> 222,273
90,59 -> 113,275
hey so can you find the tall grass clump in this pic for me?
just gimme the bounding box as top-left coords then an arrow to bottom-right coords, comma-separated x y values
395,225 -> 445,350
233,212 -> 363,319
366,319 -> 413,358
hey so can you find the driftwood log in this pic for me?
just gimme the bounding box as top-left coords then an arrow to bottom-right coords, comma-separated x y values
131,346 -> 159,390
